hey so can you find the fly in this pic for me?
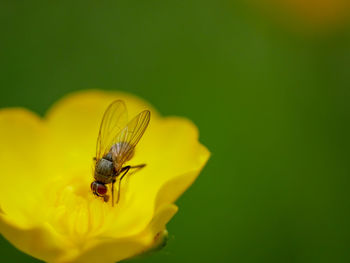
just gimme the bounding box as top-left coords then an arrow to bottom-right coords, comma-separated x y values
91,100 -> 150,206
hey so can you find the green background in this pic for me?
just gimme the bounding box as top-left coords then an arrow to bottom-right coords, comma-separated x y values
1,1 -> 350,262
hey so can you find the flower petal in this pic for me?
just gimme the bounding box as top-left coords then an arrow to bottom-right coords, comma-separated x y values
65,204 -> 177,263
0,109 -> 48,227
0,212 -> 70,263
155,144 -> 210,210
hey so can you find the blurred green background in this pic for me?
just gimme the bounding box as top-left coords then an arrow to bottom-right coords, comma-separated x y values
1,0 -> 350,262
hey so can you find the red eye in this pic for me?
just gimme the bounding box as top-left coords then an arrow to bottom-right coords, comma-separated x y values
91,182 -> 107,196
97,184 -> 107,195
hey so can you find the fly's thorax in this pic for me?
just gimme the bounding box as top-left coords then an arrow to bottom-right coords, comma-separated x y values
94,157 -> 115,184
104,152 -> 113,161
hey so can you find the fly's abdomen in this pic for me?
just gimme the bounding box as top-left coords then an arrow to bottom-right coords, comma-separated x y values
94,158 -> 115,184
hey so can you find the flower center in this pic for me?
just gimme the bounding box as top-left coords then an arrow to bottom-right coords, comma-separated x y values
43,172 -> 119,245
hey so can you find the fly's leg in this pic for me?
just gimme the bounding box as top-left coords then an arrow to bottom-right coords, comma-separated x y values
111,179 -> 116,206
116,164 -> 146,204
116,166 -> 130,204
126,164 -> 146,175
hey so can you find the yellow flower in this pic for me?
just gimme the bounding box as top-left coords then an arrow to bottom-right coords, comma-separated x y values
0,91 -> 210,263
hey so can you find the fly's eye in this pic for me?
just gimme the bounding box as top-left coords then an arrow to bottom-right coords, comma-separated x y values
97,184 -> 107,196
91,182 -> 107,196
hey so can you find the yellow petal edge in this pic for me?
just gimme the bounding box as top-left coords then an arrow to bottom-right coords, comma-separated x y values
0,90 -> 210,263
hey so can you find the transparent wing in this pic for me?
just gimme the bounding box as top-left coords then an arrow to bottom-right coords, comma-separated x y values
96,100 -> 128,160
111,110 -> 151,170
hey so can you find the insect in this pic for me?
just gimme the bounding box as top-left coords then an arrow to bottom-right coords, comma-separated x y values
91,100 -> 150,206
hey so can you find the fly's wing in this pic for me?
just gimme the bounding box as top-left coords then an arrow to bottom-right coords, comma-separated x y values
95,100 -> 128,161
111,110 -> 150,170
